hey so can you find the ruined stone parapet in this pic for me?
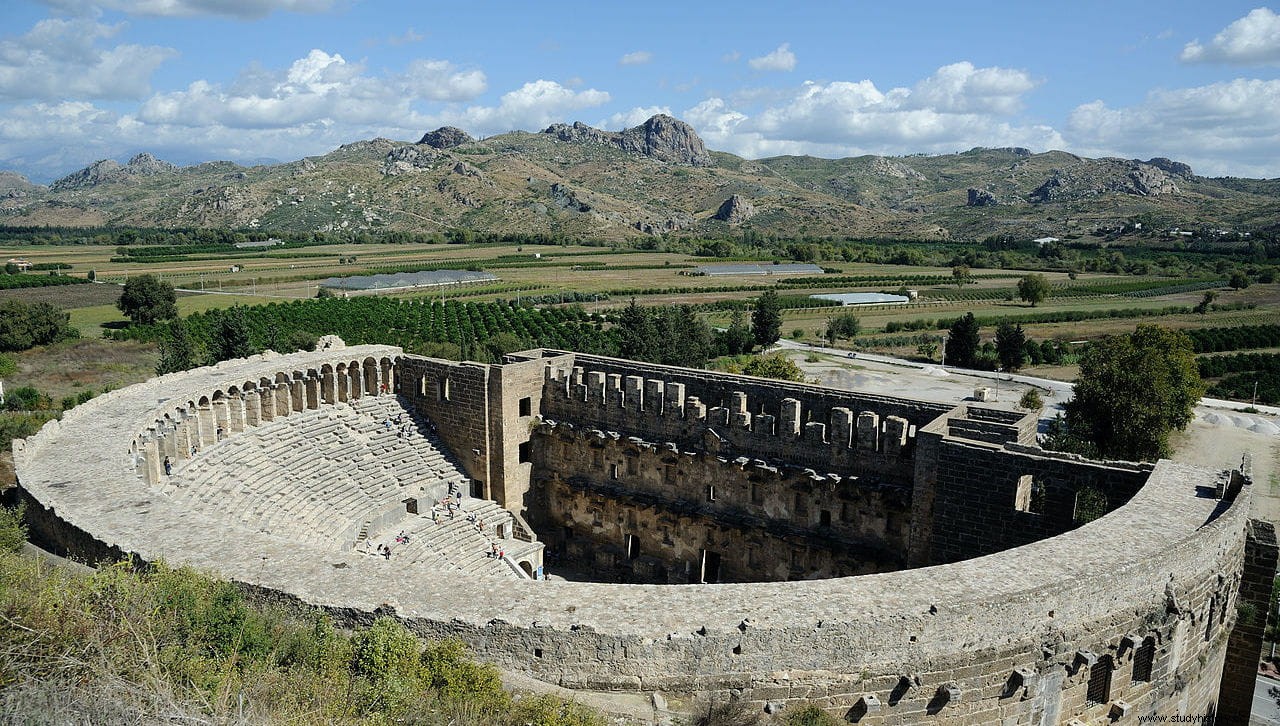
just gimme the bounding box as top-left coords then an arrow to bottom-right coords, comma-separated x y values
10,348 -> 1258,724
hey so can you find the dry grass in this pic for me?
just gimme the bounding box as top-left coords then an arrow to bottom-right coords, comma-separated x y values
10,338 -> 157,403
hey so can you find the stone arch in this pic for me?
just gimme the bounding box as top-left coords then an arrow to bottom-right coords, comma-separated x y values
196,395 -> 215,448
518,559 -> 535,579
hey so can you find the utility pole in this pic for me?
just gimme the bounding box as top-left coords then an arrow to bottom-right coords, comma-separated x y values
1253,380 -> 1259,408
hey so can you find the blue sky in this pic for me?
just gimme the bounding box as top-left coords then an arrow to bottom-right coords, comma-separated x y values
3,1 -> 1279,182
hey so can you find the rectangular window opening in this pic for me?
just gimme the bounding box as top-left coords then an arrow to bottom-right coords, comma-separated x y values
438,377 -> 451,402
1132,638 -> 1155,683
707,484 -> 716,502
518,396 -> 532,417
819,509 -> 832,527
1086,656 -> 1113,706
609,463 -> 620,480
518,440 -> 531,463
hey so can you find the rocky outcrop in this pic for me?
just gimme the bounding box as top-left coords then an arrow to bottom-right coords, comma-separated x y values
0,171 -> 42,198
51,159 -> 125,191
543,114 -> 711,166
869,157 -> 926,181
1029,160 -> 1181,203
967,188 -> 998,207
1142,157 -> 1194,180
418,127 -> 474,149
126,152 -> 176,175
616,114 -> 711,166
634,214 -> 695,235
381,145 -> 440,176
713,194 -> 756,223
550,183 -> 591,213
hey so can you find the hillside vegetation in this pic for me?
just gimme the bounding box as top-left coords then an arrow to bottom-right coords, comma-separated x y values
0,504 -> 603,725
2,115 -> 1277,242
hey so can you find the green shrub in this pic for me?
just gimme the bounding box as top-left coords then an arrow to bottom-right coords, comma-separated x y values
0,502 -> 26,553
784,704 -> 840,726
1019,389 -> 1044,411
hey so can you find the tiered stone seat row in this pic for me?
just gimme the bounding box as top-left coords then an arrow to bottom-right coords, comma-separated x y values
161,395 -> 470,551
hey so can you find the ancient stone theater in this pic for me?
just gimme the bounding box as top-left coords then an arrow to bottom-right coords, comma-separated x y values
10,340 -> 1275,724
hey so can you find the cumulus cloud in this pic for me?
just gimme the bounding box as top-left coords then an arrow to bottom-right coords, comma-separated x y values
618,50 -> 652,66
437,80 -> 610,135
748,43 -> 796,72
1066,78 -> 1280,176
0,19 -> 176,101
137,49 -> 485,129
683,62 -> 1059,160
1181,7 -> 1280,64
39,0 -> 335,18
603,105 -> 671,130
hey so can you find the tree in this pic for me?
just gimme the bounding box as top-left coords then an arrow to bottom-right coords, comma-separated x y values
0,300 -> 76,352
616,299 -> 659,362
1018,389 -> 1043,411
1017,273 -> 1050,306
1229,271 -> 1251,290
1064,325 -> 1205,461
944,313 -> 980,368
1194,290 -> 1218,315
951,265 -> 971,288
742,353 -> 806,382
117,274 -> 177,325
916,341 -> 938,361
156,319 -> 200,375
751,290 -> 782,349
995,322 -> 1027,371
209,307 -> 254,362
719,309 -> 754,356
824,312 -> 860,342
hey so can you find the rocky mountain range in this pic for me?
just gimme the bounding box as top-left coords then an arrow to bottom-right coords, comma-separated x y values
2,114 -> 1276,240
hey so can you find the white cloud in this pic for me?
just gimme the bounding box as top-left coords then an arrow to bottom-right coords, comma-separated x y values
683,62 -> 1059,160
0,19 -> 176,101
748,43 -> 796,72
437,80 -> 610,135
39,0 -> 335,18
721,50 -> 741,63
1066,78 -> 1280,176
1181,7 -> 1280,64
618,50 -> 652,66
602,105 -> 671,130
137,49 -> 485,129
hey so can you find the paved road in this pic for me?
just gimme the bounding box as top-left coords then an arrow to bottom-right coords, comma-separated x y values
1254,675 -> 1280,725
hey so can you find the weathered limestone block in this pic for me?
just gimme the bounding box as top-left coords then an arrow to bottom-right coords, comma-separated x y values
780,398 -> 801,438
830,407 -> 853,449
754,413 -> 775,436
644,379 -> 665,416
707,406 -> 729,426
606,374 -> 624,409
664,382 -> 686,418
857,411 -> 879,452
686,396 -> 706,421
882,416 -> 909,454
587,372 -> 606,406
804,421 -> 826,444
625,376 -> 644,413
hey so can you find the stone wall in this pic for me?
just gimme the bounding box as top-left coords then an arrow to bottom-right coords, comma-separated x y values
541,359 -> 939,487
485,352 -> 575,514
922,438 -> 1153,564
531,423 -> 910,582
1219,514 -> 1278,723
397,356 -> 492,494
9,345 -> 1263,723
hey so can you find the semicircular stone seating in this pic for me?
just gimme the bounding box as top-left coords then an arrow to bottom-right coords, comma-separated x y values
159,393 -> 522,578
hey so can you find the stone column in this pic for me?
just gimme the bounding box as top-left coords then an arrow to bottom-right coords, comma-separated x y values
882,416 -> 909,455
258,387 -> 274,422
228,395 -> 246,434
305,376 -> 319,410
381,359 -> 395,394
321,370 -> 336,405
198,404 -> 216,448
290,377 -> 304,412
244,392 -> 261,427
336,369 -> 349,402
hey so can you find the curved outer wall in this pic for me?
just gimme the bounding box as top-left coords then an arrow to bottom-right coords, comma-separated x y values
9,346 -> 1265,723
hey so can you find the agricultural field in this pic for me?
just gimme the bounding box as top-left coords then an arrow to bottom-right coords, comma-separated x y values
1,236 -> 1278,406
